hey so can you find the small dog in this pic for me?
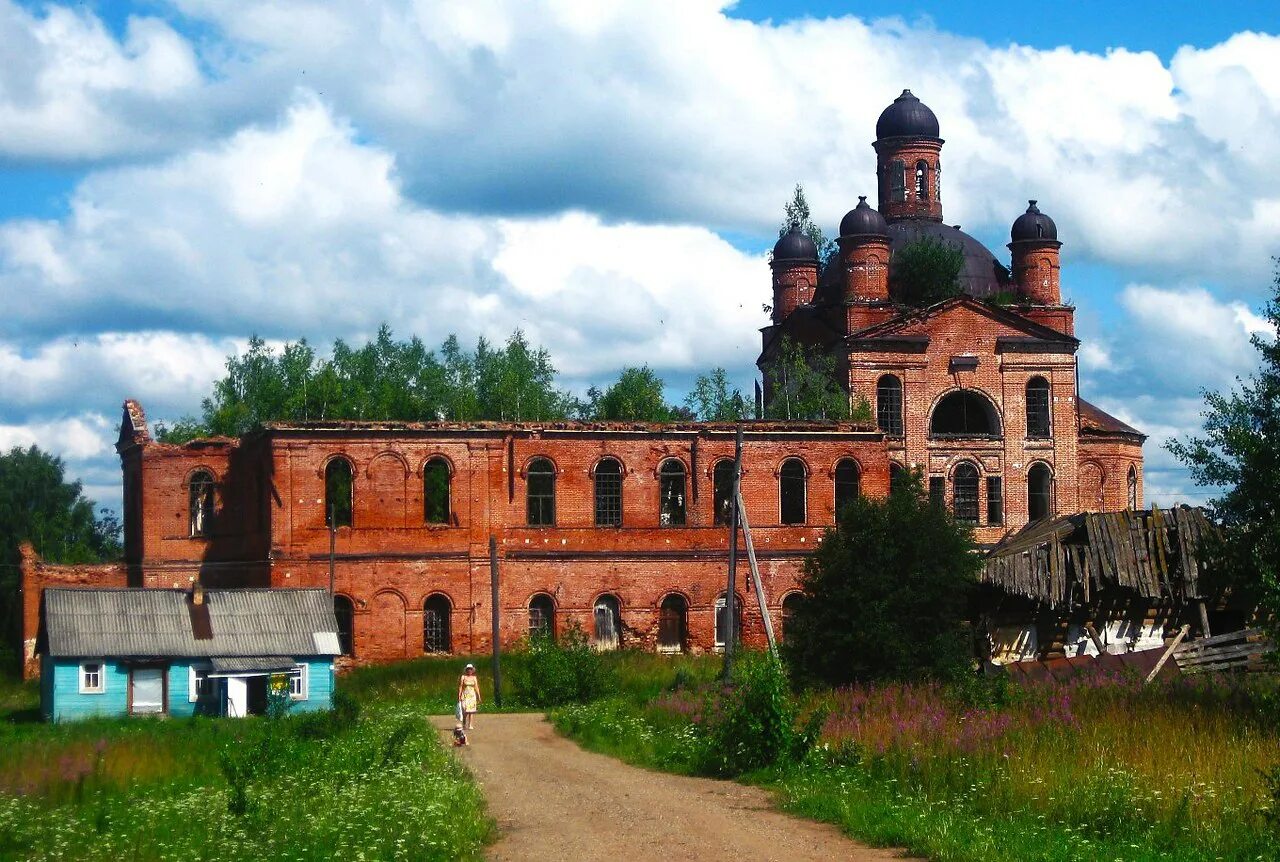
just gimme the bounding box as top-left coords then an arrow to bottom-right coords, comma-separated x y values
452,723 -> 469,746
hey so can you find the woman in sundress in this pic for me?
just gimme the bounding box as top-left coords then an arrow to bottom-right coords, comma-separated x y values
457,663 -> 481,730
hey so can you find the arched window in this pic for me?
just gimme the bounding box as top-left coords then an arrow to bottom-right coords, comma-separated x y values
877,374 -> 903,436
715,593 -> 742,649
1025,377 -> 1051,438
333,595 -> 355,657
930,390 -> 1001,438
325,458 -> 353,528
424,457 -> 451,524
659,459 -> 687,526
1028,463 -> 1053,522
188,470 -> 215,537
712,459 -> 735,526
953,463 -> 980,525
834,459 -> 861,516
593,594 -> 621,651
889,462 -> 906,494
889,159 -> 906,202
594,458 -> 623,527
781,593 -> 804,644
915,160 -> 928,200
423,594 -> 452,653
658,594 -> 687,654
528,593 -> 556,640
780,458 -> 807,525
1127,465 -> 1138,510
526,458 -> 556,527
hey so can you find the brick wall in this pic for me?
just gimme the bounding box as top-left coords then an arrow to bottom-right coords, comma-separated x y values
19,543 -> 128,679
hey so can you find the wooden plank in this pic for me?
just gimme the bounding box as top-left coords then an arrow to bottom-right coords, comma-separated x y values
1175,643 -> 1269,666
1145,624 -> 1190,684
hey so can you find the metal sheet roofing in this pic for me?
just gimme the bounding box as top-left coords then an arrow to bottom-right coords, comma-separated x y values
44,588 -> 340,659
209,656 -> 295,673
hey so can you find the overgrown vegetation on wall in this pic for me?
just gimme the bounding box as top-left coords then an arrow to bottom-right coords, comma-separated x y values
762,336 -> 871,422
891,236 -> 965,306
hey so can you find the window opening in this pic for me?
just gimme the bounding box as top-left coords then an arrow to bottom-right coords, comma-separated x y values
1127,466 -> 1138,510
915,160 -> 928,200
325,458 -> 353,528
526,458 -> 556,526
594,458 -> 623,527
79,662 -> 104,694
987,477 -> 1004,526
288,665 -> 307,700
779,458 -> 807,525
889,159 -> 906,202
781,593 -> 803,644
953,463 -> 979,524
593,595 -> 621,651
930,390 -> 1001,437
889,462 -> 906,494
188,471 -> 214,537
712,460 -> 735,526
1028,464 -> 1053,522
877,375 -> 904,436
334,596 -> 355,656
658,595 -> 687,653
423,594 -> 452,653
424,457 -> 451,524
834,459 -> 860,515
929,476 -> 945,508
1026,378 -> 1051,438
529,594 -> 556,640
659,459 -> 687,526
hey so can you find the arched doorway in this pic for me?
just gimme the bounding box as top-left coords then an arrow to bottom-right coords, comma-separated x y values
593,595 -> 621,651
658,594 -> 687,654
423,594 -> 452,653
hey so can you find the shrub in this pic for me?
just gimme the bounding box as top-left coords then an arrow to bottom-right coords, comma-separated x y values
891,237 -> 964,306
511,624 -> 615,707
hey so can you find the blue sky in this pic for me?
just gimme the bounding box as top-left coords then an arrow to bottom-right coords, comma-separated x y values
1,0 -> 1277,517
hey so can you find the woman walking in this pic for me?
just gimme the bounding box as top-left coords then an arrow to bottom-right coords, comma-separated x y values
457,663 -> 481,730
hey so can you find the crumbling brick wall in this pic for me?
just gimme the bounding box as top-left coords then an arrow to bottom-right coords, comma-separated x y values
19,543 -> 128,679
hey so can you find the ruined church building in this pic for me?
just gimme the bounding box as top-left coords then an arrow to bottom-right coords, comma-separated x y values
23,91 -> 1144,667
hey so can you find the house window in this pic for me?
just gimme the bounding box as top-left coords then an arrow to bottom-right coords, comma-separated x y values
930,390 -> 1001,437
928,476 -> 945,508
424,594 -> 452,653
594,458 -> 623,527
1028,463 -> 1053,522
325,458 -> 353,528
529,593 -> 556,640
424,457 -> 451,524
188,470 -> 215,537
658,594 -> 687,654
189,665 -> 212,703
953,463 -> 979,525
877,375 -> 904,436
659,459 -> 687,526
779,458 -> 807,525
712,459 -> 735,526
714,594 -> 741,649
987,477 -> 1004,526
1026,377 -> 1051,438
593,594 -> 621,651
334,595 -> 355,657
288,664 -> 308,700
526,458 -> 556,527
1128,465 -> 1138,510
79,661 -> 104,694
915,160 -> 928,200
834,458 -> 860,516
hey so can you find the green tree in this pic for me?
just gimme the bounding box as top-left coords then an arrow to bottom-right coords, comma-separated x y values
586,366 -> 673,421
778,183 -> 837,268
684,368 -> 747,421
763,336 -> 869,421
892,237 -> 965,307
0,446 -> 121,668
1167,261 -> 1280,635
783,470 -> 980,686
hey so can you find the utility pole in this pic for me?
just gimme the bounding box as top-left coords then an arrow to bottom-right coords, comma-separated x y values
723,424 -> 743,680
490,536 -> 503,708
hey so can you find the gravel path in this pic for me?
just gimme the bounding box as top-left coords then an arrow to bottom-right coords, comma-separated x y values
431,713 -> 916,862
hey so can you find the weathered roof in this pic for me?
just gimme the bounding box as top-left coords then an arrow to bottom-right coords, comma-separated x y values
210,656 -> 296,673
44,588 -> 340,659
1078,398 -> 1145,438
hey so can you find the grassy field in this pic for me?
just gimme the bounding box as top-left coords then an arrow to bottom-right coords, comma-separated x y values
552,663 -> 1280,862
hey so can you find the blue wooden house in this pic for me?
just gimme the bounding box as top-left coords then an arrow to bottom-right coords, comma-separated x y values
40,586 -> 341,722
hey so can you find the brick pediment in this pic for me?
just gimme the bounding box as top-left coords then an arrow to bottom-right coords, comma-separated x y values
847,296 -> 1078,352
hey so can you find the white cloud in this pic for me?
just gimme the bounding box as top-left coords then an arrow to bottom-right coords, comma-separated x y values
0,413 -> 113,460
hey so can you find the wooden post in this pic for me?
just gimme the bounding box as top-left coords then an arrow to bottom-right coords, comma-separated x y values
490,536 -> 503,708
723,425 -> 742,680
736,488 -> 778,656
1145,624 -> 1190,684
1197,601 -> 1212,639
1083,622 -> 1107,656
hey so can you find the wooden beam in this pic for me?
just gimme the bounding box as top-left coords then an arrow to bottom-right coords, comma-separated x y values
1145,623 -> 1190,684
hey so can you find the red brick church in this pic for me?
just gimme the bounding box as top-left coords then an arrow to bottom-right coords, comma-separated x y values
21,91 -> 1144,671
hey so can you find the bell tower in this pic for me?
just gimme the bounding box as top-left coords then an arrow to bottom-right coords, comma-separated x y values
872,90 -> 944,223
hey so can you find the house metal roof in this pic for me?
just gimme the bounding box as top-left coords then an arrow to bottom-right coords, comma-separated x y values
44,588 -> 340,659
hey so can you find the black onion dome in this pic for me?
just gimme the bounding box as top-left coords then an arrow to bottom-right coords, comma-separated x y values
839,196 -> 889,237
876,89 -> 941,139
887,221 -> 1012,300
1010,200 -> 1058,242
772,225 -> 818,261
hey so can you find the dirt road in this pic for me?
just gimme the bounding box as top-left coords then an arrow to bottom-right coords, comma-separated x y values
431,713 -> 914,862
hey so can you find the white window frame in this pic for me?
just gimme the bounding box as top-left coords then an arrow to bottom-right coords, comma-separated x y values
188,664 -> 212,703
289,663 -> 308,700
79,660 -> 105,694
